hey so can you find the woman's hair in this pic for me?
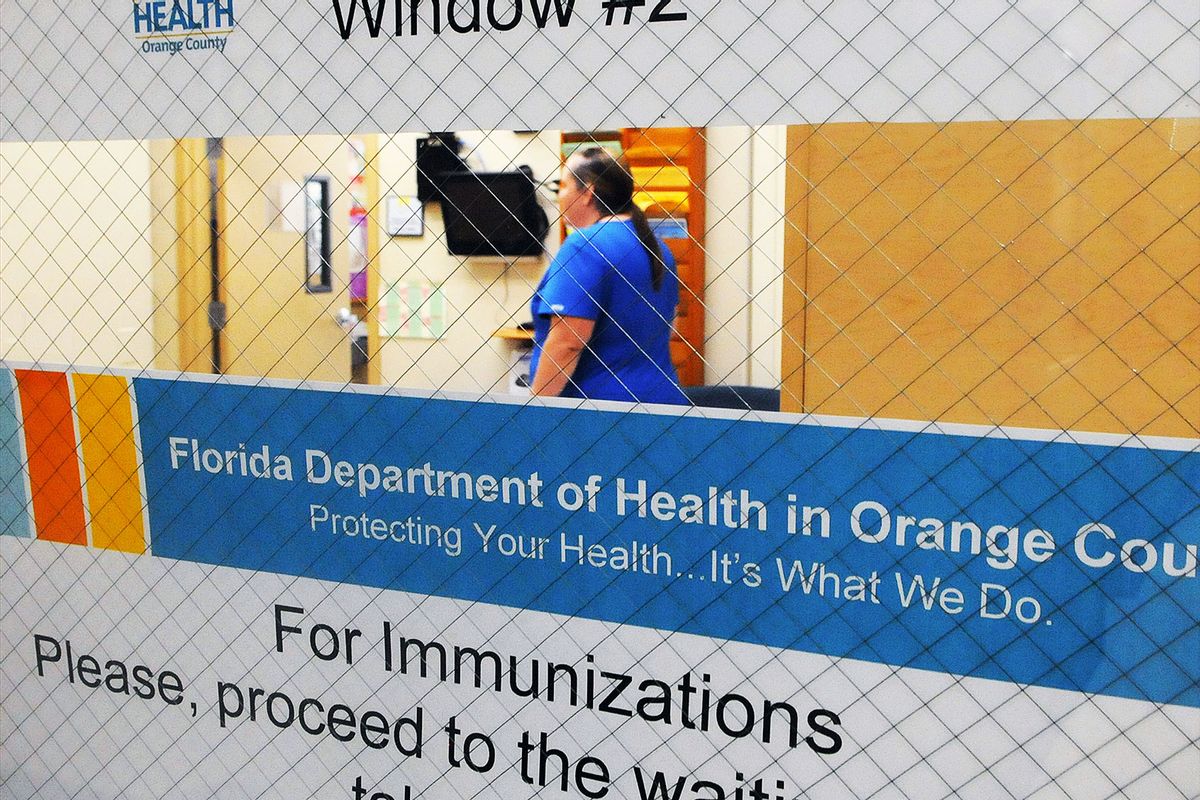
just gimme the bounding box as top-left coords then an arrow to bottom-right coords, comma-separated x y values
570,147 -> 667,291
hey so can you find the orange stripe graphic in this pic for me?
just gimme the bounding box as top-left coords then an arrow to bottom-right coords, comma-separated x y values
73,374 -> 146,553
15,370 -> 87,545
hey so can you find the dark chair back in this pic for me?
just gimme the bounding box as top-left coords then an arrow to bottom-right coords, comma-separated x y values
683,385 -> 780,412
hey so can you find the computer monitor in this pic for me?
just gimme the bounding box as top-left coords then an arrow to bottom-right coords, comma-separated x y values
438,170 -> 549,257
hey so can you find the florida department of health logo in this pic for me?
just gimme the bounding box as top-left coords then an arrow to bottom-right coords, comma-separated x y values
133,0 -> 235,55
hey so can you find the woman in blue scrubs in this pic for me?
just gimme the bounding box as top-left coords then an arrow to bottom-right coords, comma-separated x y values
530,148 -> 688,405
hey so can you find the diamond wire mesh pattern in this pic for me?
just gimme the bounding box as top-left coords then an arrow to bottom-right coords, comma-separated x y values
1,1 -> 1198,799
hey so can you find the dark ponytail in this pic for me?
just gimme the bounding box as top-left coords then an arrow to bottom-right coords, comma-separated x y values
572,147 -> 667,291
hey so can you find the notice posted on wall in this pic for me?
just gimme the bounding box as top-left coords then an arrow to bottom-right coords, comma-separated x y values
1,367 -> 1197,799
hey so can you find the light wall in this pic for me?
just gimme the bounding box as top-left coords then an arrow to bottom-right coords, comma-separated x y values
0,140 -> 156,370
703,126 -> 786,387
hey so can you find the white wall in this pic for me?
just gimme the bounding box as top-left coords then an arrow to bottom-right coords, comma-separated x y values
703,126 -> 786,387
0,140 -> 156,370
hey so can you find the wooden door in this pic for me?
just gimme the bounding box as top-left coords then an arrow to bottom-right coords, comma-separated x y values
215,135 -> 353,383
781,120 -> 1199,437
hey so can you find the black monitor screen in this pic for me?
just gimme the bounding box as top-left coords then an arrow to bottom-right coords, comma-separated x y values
438,171 -> 548,257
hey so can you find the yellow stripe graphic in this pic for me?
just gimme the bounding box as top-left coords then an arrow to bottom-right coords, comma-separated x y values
72,374 -> 146,553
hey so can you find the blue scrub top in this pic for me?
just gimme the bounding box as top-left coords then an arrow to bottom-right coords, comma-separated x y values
530,219 -> 687,405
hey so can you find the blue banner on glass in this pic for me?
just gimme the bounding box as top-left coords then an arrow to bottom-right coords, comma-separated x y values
133,377 -> 1199,708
